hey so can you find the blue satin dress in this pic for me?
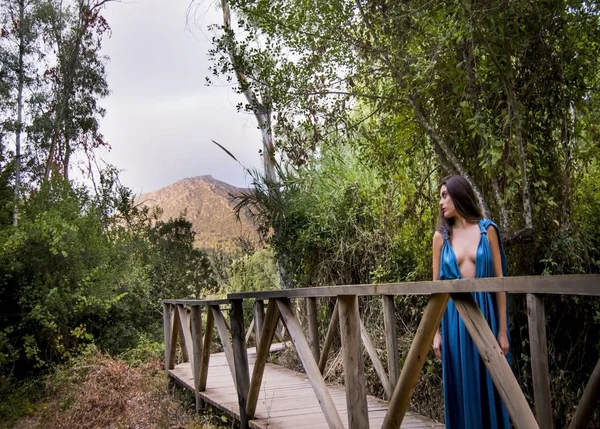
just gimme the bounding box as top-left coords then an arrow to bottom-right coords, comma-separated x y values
438,219 -> 511,429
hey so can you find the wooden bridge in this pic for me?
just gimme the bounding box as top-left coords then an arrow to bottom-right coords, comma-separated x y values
163,275 -> 600,429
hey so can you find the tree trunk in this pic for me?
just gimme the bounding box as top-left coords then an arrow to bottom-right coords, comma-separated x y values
504,72 -> 533,230
63,138 -> 71,179
463,39 -> 508,229
220,0 -> 277,183
13,0 -> 25,226
406,93 -> 491,218
58,4 -> 85,180
500,0 -> 533,231
559,75 -> 573,225
44,130 -> 60,182
220,0 -> 290,288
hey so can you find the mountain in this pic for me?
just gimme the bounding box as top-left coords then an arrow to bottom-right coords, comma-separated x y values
137,176 -> 259,250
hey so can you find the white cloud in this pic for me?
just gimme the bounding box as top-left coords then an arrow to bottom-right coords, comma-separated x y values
98,0 -> 264,194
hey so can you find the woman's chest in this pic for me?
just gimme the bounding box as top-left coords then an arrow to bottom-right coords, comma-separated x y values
450,228 -> 482,267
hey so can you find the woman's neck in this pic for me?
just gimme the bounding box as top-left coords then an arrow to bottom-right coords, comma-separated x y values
452,216 -> 476,230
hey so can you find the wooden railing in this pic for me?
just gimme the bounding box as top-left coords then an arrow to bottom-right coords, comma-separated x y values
164,274 -> 600,429
162,298 -> 236,411
163,297 -> 287,411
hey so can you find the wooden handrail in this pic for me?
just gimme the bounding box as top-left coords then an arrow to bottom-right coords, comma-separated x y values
163,298 -> 231,306
227,274 -> 599,299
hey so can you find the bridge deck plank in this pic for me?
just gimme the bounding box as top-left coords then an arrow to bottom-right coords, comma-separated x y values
168,344 -> 444,429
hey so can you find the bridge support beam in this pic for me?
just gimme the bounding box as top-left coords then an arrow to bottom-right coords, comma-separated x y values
452,293 -> 539,429
339,295 -> 370,429
382,293 -> 449,429
231,299 -> 250,429
527,293 -> 553,428
569,356 -> 600,429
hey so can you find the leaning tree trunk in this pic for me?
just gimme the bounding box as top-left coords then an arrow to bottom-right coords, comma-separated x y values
355,0 -> 492,220
220,0 -> 290,288
504,71 -> 533,231
220,0 -> 277,183
499,0 -> 533,232
463,38 -> 509,230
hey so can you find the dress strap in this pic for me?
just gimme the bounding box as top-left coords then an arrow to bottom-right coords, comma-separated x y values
478,218 -> 489,235
440,226 -> 449,241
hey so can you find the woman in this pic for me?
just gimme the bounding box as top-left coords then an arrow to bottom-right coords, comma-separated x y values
431,175 -> 511,429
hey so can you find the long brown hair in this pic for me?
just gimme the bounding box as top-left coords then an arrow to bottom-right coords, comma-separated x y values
437,175 -> 483,237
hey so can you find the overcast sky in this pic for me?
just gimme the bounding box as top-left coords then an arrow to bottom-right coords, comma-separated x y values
97,0 -> 263,194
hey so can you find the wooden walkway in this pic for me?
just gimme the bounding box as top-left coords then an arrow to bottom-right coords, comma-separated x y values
168,344 -> 444,429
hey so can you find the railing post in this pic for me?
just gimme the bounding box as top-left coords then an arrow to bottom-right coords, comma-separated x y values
253,300 -> 265,347
231,298 -> 250,429
318,299 -> 339,374
198,307 -> 214,392
527,293 -> 553,428
190,305 -> 203,411
339,295 -> 369,429
163,302 -> 172,375
307,297 -> 320,362
383,295 -> 400,388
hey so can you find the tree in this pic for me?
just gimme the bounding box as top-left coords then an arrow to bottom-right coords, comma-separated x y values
228,247 -> 279,293
147,215 -> 217,299
204,0 -> 600,247
213,0 -> 277,182
33,0 -> 112,182
0,0 -> 43,224
204,3 -> 600,424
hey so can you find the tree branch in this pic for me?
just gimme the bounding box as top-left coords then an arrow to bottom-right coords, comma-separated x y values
355,0 -> 491,218
463,39 -> 508,229
470,9 -> 533,231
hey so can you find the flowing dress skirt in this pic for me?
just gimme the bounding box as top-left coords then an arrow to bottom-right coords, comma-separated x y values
440,291 -> 511,429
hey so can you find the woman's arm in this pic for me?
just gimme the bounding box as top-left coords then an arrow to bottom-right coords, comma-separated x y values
487,225 -> 509,355
432,231 -> 443,357
432,231 -> 443,281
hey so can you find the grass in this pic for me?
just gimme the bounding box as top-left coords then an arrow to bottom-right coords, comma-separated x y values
2,352 -> 227,429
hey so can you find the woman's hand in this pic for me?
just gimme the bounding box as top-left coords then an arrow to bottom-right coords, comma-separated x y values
433,332 -> 442,358
497,331 -> 509,355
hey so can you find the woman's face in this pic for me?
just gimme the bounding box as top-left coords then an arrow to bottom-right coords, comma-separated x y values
439,185 -> 456,219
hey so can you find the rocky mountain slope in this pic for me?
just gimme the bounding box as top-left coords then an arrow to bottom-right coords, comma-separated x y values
137,175 -> 259,250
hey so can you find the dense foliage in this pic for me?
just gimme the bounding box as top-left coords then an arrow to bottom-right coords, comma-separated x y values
227,247 -> 279,293
0,176 -> 217,379
0,2 -> 228,423
205,0 -> 600,425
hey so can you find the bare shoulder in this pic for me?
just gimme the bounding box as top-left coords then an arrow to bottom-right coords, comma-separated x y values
486,225 -> 499,244
433,230 -> 444,247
